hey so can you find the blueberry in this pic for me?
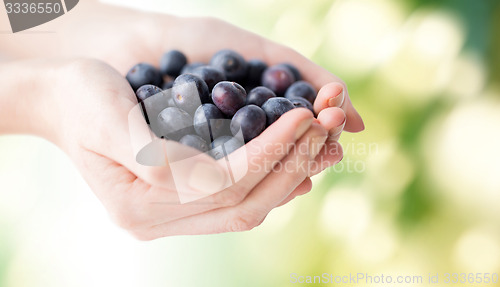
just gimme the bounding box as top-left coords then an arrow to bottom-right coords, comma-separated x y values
157,107 -> 194,140
159,50 -> 187,77
126,63 -> 163,91
210,136 -> 244,160
246,86 -> 276,107
161,86 -> 176,107
193,103 -> 228,141
136,84 -> 163,123
181,62 -> 205,74
211,81 -> 247,117
172,74 -> 210,114
289,97 -> 314,113
192,66 -> 227,90
136,84 -> 163,103
278,63 -> 302,81
179,134 -> 209,152
261,97 -> 295,126
246,59 -> 267,86
162,81 -> 174,90
210,49 -> 247,81
261,65 -> 296,96
158,82 -> 176,108
143,89 -> 175,137
230,105 -> 266,143
284,81 -> 316,104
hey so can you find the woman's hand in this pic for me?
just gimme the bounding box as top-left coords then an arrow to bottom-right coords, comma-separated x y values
2,58 -> 342,239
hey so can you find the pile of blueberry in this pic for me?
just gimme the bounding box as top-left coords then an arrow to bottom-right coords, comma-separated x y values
126,49 -> 317,159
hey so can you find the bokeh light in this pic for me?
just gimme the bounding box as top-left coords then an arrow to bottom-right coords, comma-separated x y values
320,186 -> 372,241
453,227 -> 500,272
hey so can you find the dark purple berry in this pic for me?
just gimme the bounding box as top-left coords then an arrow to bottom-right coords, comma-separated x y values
261,65 -> 296,96
230,105 -> 266,143
211,81 -> 247,117
179,134 -> 209,152
126,63 -> 162,91
192,66 -> 227,90
135,84 -> 163,123
278,63 -> 302,81
210,49 -> 247,81
172,74 -> 210,114
193,104 -> 228,141
157,107 -> 194,140
210,136 -> 244,160
246,86 -> 276,107
161,88 -> 176,108
261,97 -> 295,126
136,84 -> 163,103
181,62 -> 205,74
289,97 -> 314,113
143,88 -> 175,136
246,59 -> 267,85
159,50 -> 187,77
284,81 -> 316,104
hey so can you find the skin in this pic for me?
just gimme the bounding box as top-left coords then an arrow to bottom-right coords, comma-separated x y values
0,1 -> 363,239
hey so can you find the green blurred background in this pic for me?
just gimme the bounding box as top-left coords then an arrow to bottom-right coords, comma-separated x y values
1,0 -> 499,286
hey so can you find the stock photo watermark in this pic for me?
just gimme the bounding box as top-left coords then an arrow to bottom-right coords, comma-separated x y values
3,0 -> 78,33
290,272 -> 499,286
329,137 -> 378,174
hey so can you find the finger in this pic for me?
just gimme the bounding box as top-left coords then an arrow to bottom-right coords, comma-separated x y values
139,174 -> 311,226
141,117 -> 338,226
75,147 -> 138,201
70,146 -> 160,230
195,108 -> 315,207
277,142 -> 343,212
313,82 -> 363,133
276,136 -> 345,208
125,108 -> 315,225
276,177 -> 313,207
314,83 -> 345,113
131,109 -> 315,225
316,107 -> 346,141
213,122 -> 326,213
259,44 -> 364,133
307,139 -> 343,177
135,123 -> 328,239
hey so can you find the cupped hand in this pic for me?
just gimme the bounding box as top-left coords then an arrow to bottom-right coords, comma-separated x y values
49,59 -> 343,239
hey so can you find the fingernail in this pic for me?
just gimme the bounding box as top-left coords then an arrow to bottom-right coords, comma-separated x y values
328,88 -> 345,108
328,117 -> 346,140
188,162 -> 226,194
309,135 -> 328,160
295,118 -> 313,140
